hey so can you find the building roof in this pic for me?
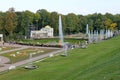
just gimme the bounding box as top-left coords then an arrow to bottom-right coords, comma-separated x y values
45,25 -> 51,29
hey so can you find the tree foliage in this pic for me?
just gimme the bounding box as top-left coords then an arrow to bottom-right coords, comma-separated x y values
50,12 -> 59,35
0,8 -> 120,40
110,23 -> 117,30
37,9 -> 50,29
5,8 -> 18,36
0,13 -> 3,30
66,13 -> 79,34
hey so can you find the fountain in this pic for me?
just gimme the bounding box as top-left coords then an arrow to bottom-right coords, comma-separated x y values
59,15 -> 64,46
24,53 -> 38,69
59,15 -> 68,56
88,31 -> 91,43
105,30 -> 107,39
86,24 -> 89,35
100,30 -> 104,40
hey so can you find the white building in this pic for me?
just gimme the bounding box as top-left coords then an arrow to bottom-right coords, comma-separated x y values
0,34 -> 3,42
30,25 -> 53,39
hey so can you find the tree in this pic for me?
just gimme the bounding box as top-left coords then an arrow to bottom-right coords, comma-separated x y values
24,10 -> 34,25
94,13 -> 106,30
110,23 -> 117,30
34,12 -> 41,20
0,13 -> 3,31
105,13 -> 114,20
33,12 -> 41,30
50,12 -> 59,35
87,19 -> 94,30
87,13 -> 106,30
37,9 -> 50,29
66,13 -> 79,34
78,15 -> 87,33
2,7 -> 120,40
5,8 -> 18,37
15,12 -> 26,35
113,14 -> 120,30
104,19 -> 112,29
16,10 -> 35,37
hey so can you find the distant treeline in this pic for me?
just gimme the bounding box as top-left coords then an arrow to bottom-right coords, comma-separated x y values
0,7 -> 119,40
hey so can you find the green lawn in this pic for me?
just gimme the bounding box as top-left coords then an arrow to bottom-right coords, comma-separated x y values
17,38 -> 85,45
0,36 -> 120,80
0,46 -> 16,51
1,48 -> 59,63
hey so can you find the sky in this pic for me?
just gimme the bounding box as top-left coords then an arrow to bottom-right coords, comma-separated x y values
0,0 -> 120,15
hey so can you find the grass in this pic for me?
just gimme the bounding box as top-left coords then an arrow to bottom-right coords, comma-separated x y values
0,36 -> 120,80
17,38 -> 85,44
0,46 -> 16,51
1,48 -> 59,63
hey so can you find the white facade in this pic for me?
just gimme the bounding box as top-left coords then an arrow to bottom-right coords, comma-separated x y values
0,34 -> 3,41
30,25 -> 53,39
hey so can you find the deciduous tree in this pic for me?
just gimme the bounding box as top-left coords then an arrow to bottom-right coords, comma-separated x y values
5,8 -> 18,37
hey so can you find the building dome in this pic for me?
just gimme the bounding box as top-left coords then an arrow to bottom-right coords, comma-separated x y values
45,25 -> 51,29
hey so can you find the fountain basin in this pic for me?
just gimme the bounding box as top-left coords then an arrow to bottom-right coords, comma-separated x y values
24,65 -> 38,69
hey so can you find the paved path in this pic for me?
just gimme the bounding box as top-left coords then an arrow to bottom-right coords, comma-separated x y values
0,43 -> 64,72
0,56 -> 10,64
0,44 -> 29,72
0,47 -> 29,54
0,49 -> 64,72
0,56 -> 11,71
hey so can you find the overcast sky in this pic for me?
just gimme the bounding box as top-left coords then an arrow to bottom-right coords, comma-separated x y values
0,0 -> 120,15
